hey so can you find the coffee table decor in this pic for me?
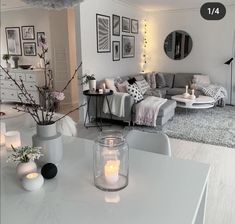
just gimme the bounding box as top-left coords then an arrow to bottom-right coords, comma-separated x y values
93,131 -> 129,191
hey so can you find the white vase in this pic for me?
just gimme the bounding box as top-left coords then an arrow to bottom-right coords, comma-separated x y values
39,58 -> 45,68
17,161 -> 37,179
89,80 -> 96,91
32,122 -> 63,166
6,62 -> 11,69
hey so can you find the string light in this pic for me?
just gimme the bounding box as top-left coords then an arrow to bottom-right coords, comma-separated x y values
142,19 -> 148,73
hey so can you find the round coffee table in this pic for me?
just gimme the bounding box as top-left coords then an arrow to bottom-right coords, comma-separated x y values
171,95 -> 215,109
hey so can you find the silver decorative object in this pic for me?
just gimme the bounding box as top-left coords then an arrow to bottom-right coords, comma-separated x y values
22,0 -> 84,9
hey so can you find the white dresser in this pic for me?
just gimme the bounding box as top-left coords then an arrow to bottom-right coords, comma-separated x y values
0,69 -> 44,104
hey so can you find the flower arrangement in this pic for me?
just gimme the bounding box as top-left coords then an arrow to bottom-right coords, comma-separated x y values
81,74 -> 96,85
2,54 -> 11,63
7,146 -> 43,163
0,36 -> 85,125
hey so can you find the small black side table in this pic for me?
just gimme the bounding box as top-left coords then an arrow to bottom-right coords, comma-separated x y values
83,90 -> 113,131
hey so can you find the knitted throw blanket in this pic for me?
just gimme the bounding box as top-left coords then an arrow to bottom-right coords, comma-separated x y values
198,84 -> 227,102
135,96 -> 167,127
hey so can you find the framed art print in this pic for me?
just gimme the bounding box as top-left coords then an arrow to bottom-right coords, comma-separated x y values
122,17 -> 130,33
112,14 -> 120,36
122,35 -> 135,58
21,26 -> 35,40
96,14 -> 111,53
5,27 -> 22,56
113,41 -> 120,61
23,42 -> 37,56
37,32 -> 46,46
131,19 -> 139,34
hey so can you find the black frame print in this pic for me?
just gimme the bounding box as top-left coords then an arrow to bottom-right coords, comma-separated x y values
122,17 -> 130,33
112,41 -> 120,61
112,14 -> 120,36
21,26 -> 35,40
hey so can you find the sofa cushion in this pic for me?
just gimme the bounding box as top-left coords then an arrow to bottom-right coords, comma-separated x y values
105,78 -> 117,92
116,80 -> 128,93
158,100 -> 177,117
135,74 -> 145,81
162,73 -> 175,88
156,73 -> 166,88
127,84 -> 143,103
145,72 -> 157,89
193,75 -> 211,88
136,79 -> 150,95
145,88 -> 168,98
166,88 -> 185,96
173,73 -> 196,88
128,77 -> 136,85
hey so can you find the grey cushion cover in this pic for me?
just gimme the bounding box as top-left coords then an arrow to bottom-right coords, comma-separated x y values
173,73 -> 195,88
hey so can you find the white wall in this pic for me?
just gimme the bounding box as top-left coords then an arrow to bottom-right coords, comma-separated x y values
78,0 -> 144,81
146,6 -> 235,104
0,8 -> 52,67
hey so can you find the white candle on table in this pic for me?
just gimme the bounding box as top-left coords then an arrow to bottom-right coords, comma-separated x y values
22,172 -> 44,191
185,85 -> 188,93
5,131 -> 21,150
103,83 -> 106,90
104,160 -> 120,185
0,122 -> 6,146
191,89 -> 195,96
99,89 -> 103,94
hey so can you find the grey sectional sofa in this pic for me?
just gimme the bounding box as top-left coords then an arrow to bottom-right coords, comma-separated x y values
86,72 -> 203,126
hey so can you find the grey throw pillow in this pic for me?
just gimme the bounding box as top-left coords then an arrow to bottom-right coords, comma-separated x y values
156,73 -> 166,88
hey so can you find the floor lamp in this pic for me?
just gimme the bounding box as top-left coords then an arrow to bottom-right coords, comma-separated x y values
225,57 -> 234,105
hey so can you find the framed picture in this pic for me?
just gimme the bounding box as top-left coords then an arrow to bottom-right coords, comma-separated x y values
21,26 -> 35,40
37,32 -> 46,46
5,27 -> 22,56
122,17 -> 130,33
122,35 -> 135,58
131,19 -> 139,34
96,14 -> 111,53
112,14 -> 120,36
23,42 -> 37,56
112,41 -> 120,61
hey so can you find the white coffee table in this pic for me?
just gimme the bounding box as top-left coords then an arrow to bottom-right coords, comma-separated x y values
1,132 -> 210,224
171,95 -> 215,109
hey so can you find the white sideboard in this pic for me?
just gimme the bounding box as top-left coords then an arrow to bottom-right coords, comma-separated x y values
0,69 -> 44,104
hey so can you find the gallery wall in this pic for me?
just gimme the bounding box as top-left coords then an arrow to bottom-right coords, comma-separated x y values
77,0 -> 144,81
0,8 -> 52,67
146,5 -> 235,104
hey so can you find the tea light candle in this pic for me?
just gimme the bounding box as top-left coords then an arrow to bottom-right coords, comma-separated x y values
5,131 -> 21,150
104,160 -> 120,185
105,89 -> 110,93
22,173 -> 44,191
99,89 -> 103,94
0,122 -> 6,146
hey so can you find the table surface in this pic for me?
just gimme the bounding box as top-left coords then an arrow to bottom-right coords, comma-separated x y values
1,134 -> 210,224
172,95 -> 215,104
83,90 -> 114,96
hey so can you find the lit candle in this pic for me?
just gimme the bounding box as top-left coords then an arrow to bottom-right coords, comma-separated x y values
103,83 -> 106,90
191,89 -> 195,96
185,85 -> 188,93
5,131 -> 21,150
22,172 -> 44,191
99,89 -> 103,94
104,160 -> 120,185
0,122 -> 6,146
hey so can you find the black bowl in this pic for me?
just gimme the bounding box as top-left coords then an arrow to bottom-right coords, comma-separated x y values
19,65 -> 32,69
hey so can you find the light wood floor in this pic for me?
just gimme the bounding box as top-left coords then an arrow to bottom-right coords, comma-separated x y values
60,105 -> 235,224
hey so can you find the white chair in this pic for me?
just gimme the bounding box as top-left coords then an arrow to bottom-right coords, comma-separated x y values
126,130 -> 172,156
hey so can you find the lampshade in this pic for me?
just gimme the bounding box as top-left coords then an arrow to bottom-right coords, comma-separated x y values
224,58 -> 234,65
22,0 -> 84,9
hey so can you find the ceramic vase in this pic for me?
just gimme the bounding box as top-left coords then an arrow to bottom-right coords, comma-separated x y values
17,161 -> 37,179
32,122 -> 63,166
89,80 -> 96,91
183,85 -> 190,98
6,62 -> 11,69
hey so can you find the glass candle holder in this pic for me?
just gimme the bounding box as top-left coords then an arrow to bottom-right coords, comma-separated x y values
0,122 -> 6,146
5,131 -> 21,150
93,131 -> 129,191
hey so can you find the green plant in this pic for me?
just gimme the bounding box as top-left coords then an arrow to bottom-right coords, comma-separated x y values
80,74 -> 95,85
2,54 -> 11,63
7,146 -> 43,163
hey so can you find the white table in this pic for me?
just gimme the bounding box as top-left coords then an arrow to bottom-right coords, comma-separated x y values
1,135 -> 210,224
172,95 -> 215,109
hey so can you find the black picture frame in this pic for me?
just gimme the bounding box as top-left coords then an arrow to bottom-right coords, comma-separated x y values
96,14 -> 111,53
122,17 -> 130,33
122,35 -> 135,58
112,41 -> 120,61
131,19 -> 139,34
23,42 -> 37,56
21,26 -> 35,40
112,14 -> 120,36
5,27 -> 22,56
37,32 -> 45,46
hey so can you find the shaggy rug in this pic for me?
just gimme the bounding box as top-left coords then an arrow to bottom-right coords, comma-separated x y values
125,106 -> 235,149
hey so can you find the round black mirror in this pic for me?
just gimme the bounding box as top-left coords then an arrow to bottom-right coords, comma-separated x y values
164,30 -> 193,60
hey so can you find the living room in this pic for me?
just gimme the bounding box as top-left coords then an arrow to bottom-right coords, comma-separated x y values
0,0 -> 235,224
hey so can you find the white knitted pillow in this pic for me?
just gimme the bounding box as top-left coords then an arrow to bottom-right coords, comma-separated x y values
135,79 -> 150,95
127,84 -> 143,103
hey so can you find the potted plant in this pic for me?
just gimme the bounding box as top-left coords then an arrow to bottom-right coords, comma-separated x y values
2,54 -> 11,69
81,74 -> 96,91
0,36 -> 86,166
7,146 -> 43,179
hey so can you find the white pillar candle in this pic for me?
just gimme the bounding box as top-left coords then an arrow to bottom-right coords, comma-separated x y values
99,89 -> 103,94
0,122 -> 6,146
185,85 -> 188,93
104,160 -> 120,185
191,89 -> 195,95
22,173 -> 44,191
103,83 -> 106,90
5,131 -> 21,150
